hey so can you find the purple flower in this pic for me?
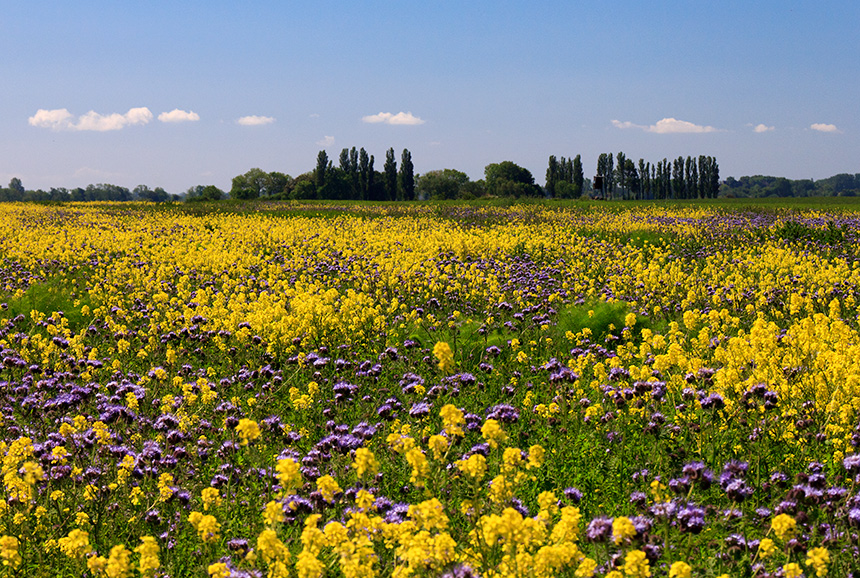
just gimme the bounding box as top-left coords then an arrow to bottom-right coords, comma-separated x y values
486,404 -> 519,424
439,565 -> 480,578
564,487 -> 583,504
409,402 -> 431,418
676,504 -> 706,533
843,453 -> 860,474
725,479 -> 754,503
586,516 -> 613,542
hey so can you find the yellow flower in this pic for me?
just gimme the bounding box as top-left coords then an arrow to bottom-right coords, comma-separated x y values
433,341 -> 455,374
457,454 -> 487,480
405,447 -> 430,487
276,457 -> 302,493
0,535 -> 21,568
771,513 -> 797,541
669,561 -> 692,578
188,511 -> 220,543
235,418 -> 261,445
316,475 -> 341,503
758,537 -> 776,558
105,544 -> 132,578
481,418 -> 507,449
783,562 -> 803,578
157,473 -> 174,501
440,404 -> 465,437
201,487 -> 222,511
612,516 -> 636,545
264,500 -> 285,526
575,557 -> 597,577
528,444 -> 545,468
623,549 -> 651,578
134,536 -> 160,577
352,447 -> 379,479
805,547 -> 830,577
208,562 -> 231,578
257,528 -> 290,565
58,528 -> 93,559
428,434 -> 449,459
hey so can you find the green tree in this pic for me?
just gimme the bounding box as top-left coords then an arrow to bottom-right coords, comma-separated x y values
399,149 -> 415,200
384,148 -> 397,201
672,157 -> 684,199
638,159 -> 647,200
315,151 -> 331,189
267,172 -> 291,198
349,147 -> 359,199
416,169 -> 469,200
230,167 -> 271,199
572,155 -> 584,198
358,148 -> 370,200
290,173 -> 317,200
8,178 -> 24,194
485,161 -> 541,197
615,152 -> 627,199
545,155 -> 559,197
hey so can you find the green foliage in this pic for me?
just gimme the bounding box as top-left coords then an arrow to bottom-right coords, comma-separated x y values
416,169 -> 470,200
485,161 -> 541,198
769,219 -> 848,245
2,273 -> 93,334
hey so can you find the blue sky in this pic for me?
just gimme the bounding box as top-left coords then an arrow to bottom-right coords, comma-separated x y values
2,0 -> 857,194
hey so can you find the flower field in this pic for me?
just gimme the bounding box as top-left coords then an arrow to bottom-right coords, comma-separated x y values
1,201 -> 860,577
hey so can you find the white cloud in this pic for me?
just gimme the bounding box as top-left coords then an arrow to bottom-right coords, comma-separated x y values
28,108 -> 74,130
237,115 -> 275,126
158,109 -> 200,123
810,123 -> 839,133
753,123 -> 775,133
362,111 -> 425,125
29,107 -> 153,131
316,135 -> 335,146
610,120 -> 638,130
612,117 -> 718,134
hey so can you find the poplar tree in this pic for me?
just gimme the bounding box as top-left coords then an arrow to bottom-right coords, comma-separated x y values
546,155 -> 559,197
572,155 -> 584,198
384,148 -> 397,201
315,150 -> 330,189
358,148 -> 370,200
399,149 -> 415,200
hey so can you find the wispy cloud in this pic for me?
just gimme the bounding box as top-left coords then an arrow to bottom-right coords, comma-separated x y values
316,136 -> 335,146
158,109 -> 200,123
753,123 -> 775,133
362,111 -> 425,125
237,115 -> 275,126
29,107 -> 153,131
611,117 -> 718,134
810,123 -> 840,133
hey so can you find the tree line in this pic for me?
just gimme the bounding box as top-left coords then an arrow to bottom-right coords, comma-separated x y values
593,153 -> 720,200
721,173 -> 860,198
0,179 -> 177,203
2,150 -> 858,203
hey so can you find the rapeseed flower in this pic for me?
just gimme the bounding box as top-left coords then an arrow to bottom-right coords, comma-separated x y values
669,561 -> 692,578
805,547 -> 830,577
771,513 -> 797,541
623,549 -> 651,578
433,342 -> 455,373
0,535 -> 21,568
352,447 -> 379,479
58,528 -> 93,559
235,418 -> 261,445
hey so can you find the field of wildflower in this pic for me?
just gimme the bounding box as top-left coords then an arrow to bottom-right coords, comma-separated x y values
1,200 -> 860,578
